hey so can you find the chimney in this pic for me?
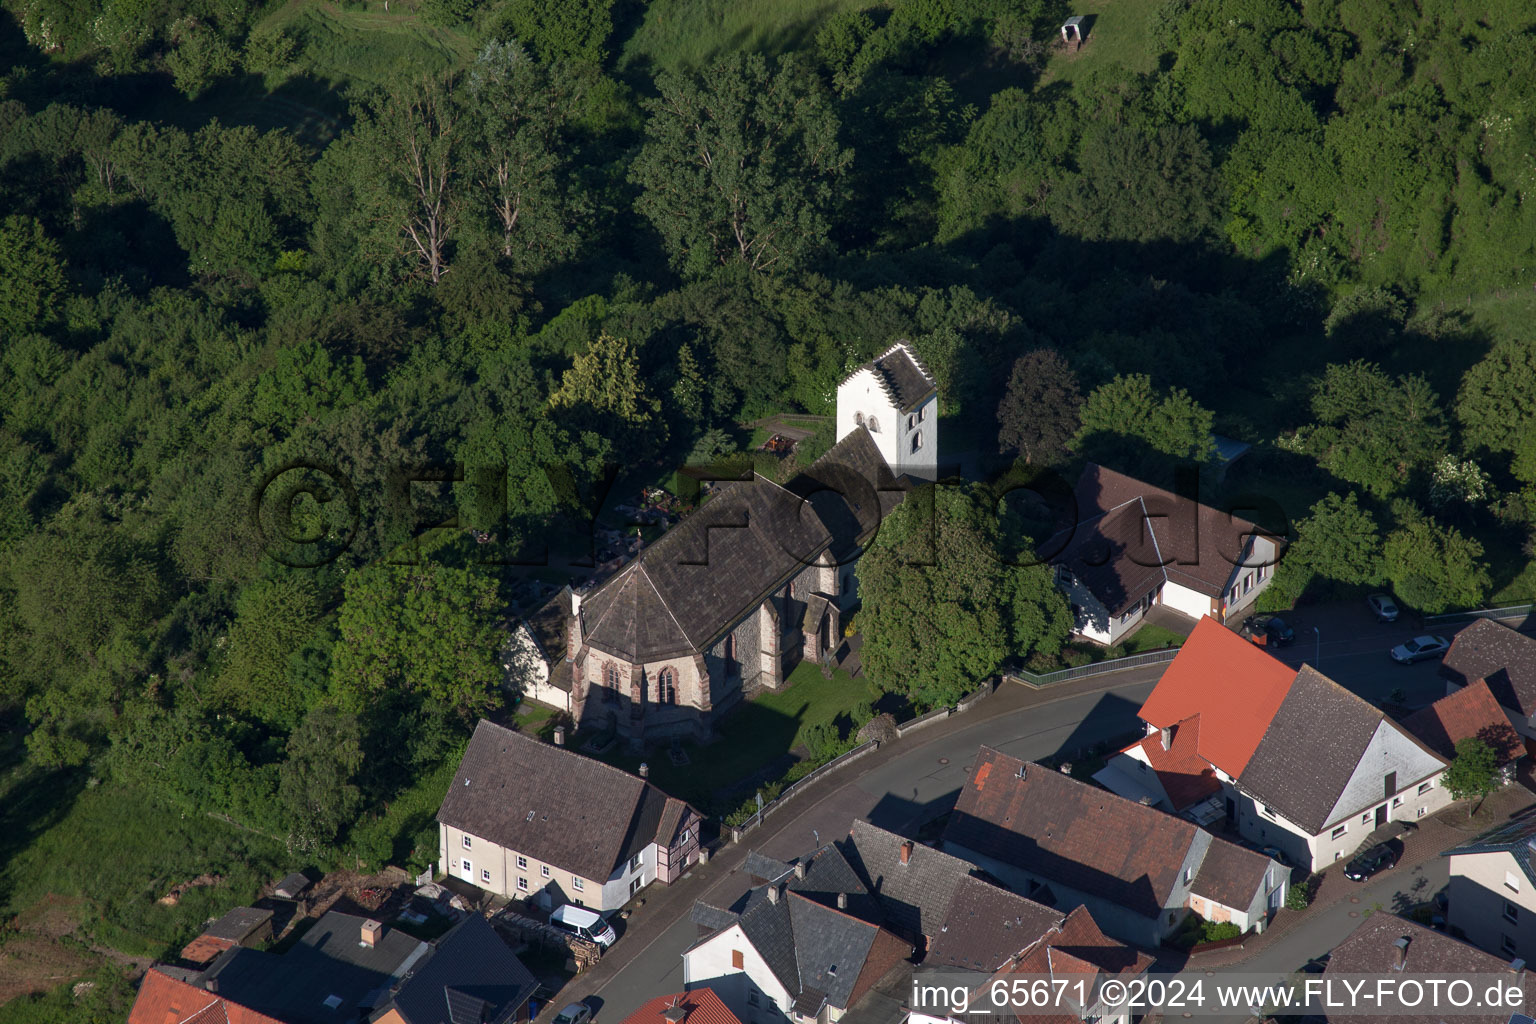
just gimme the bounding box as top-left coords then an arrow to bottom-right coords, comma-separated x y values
361,919 -> 383,948
553,726 -> 566,747
1393,936 -> 1410,969
206,977 -> 218,994
1159,726 -> 1172,750
837,893 -> 848,910
900,841 -> 913,866
639,762 -> 649,779
1511,958 -> 1527,976
766,884 -> 780,905
794,861 -> 807,880
663,1006 -> 687,1024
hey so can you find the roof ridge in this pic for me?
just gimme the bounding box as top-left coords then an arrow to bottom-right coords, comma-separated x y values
1137,494 -> 1173,583
474,719 -> 652,793
785,888 -> 877,929
580,562 -> 636,645
635,560 -> 696,650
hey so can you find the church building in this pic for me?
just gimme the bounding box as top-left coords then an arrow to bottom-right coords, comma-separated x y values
565,343 -> 937,750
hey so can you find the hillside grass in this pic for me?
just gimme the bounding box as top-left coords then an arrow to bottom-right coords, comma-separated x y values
256,0 -> 480,90
618,0 -> 878,72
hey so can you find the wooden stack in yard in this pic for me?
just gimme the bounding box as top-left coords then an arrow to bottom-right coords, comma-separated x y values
492,908 -> 602,972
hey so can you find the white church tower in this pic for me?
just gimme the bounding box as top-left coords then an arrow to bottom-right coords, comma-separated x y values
835,341 -> 938,481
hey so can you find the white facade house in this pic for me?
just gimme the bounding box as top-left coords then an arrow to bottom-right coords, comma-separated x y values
1444,812 -> 1536,962
1113,618 -> 1451,874
835,343 -> 938,482
1045,465 -> 1280,645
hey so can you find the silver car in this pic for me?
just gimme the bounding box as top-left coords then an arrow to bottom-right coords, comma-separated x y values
1389,635 -> 1449,664
1367,593 -> 1400,622
554,1003 -> 593,1024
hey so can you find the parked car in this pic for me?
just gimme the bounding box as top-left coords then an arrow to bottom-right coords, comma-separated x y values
1243,615 -> 1296,647
1389,635 -> 1450,664
1260,845 -> 1291,868
551,904 -> 617,948
553,1002 -> 593,1024
1344,843 -> 1399,882
1368,593 -> 1400,622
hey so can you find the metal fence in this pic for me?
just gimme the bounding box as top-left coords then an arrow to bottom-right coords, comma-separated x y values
1009,646 -> 1181,688
1423,603 -> 1535,625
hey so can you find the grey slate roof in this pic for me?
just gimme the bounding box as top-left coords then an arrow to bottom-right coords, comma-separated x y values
923,875 -> 1062,973
1236,666 -> 1391,834
437,720 -> 694,882
860,343 -> 938,413
386,914 -> 537,1024
841,820 -> 976,941
580,475 -> 833,662
785,426 -> 904,559
1442,806 -> 1536,889
706,843 -> 874,924
203,906 -> 273,942
202,912 -> 428,1024
1440,617 -> 1536,716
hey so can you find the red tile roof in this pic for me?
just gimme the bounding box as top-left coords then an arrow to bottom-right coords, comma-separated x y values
1123,715 -> 1221,811
1402,679 -> 1522,764
619,990 -> 744,1024
127,969 -> 285,1024
1137,616 -> 1296,776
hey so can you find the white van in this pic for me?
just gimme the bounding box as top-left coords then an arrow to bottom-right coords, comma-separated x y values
550,904 -> 617,947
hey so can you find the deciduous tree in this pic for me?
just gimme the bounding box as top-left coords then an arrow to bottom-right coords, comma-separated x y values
998,349 -> 1082,465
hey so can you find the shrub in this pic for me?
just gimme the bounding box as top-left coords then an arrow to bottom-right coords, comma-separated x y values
1285,875 -> 1319,911
1200,920 -> 1243,943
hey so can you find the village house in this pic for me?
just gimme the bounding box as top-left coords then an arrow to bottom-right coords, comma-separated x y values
1324,915 -> 1536,1024
1441,617 -> 1536,757
131,912 -> 538,1024
1044,464 -> 1281,645
942,745 -> 1285,948
547,342 -> 934,751
1095,616 -> 1452,870
684,879 -> 913,1024
1402,678 -> 1522,771
620,990 -> 747,1024
1443,809 -> 1536,963
437,720 -> 701,912
910,906 -> 1155,1024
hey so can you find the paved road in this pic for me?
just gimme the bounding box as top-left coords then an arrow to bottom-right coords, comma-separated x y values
582,609 -> 1523,1021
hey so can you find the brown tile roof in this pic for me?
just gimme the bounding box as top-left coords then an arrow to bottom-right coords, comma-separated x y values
437,720 -> 696,881
1237,666 -> 1444,834
1045,465 -> 1275,613
1441,618 -> 1536,717
1138,616 -> 1298,777
943,747 -> 1197,919
924,874 -> 1062,973
128,968 -> 286,1024
1123,716 -> 1221,811
619,990 -> 744,1024
1403,678 -> 1522,763
1190,837 -> 1276,910
1325,915 -> 1536,1024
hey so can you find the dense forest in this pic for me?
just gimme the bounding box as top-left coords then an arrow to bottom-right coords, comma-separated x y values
2,0 -> 1536,1013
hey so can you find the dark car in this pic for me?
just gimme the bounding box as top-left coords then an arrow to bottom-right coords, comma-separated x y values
1344,843 -> 1399,882
1244,615 -> 1296,647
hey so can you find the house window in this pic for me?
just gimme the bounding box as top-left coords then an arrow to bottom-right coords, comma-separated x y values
462,835 -> 472,849
1417,806 -> 1426,818
1392,796 -> 1403,808
481,869 -> 491,884
1506,902 -> 1520,924
1183,866 -> 1192,883
1243,573 -> 1253,594
517,855 -> 528,869
732,949 -> 745,969
747,991 -> 759,1007
1361,813 -> 1371,825
541,865 -> 551,878
603,662 -> 620,703
724,635 -> 739,679
920,404 -> 929,422
657,667 -> 678,704
573,877 -> 584,891
517,877 -> 528,892
630,852 -> 643,871
1504,935 -> 1519,957
911,430 -> 923,453
1261,805 -> 1272,818
1418,781 -> 1432,795
908,414 -> 916,429
461,858 -> 472,875
1507,871 -> 1522,893
867,416 -> 881,433
1331,825 -> 1347,840
1229,585 -> 1239,604
1385,772 -> 1397,797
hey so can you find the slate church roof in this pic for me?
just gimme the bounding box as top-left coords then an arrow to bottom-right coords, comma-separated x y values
853,342 -> 938,412
437,720 -> 695,882
581,426 -> 905,663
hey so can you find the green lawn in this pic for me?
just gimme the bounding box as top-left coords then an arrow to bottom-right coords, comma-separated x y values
1036,0 -> 1164,88
619,0 -> 877,72
1120,623 -> 1187,654
595,661 -> 875,809
257,0 -> 480,89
